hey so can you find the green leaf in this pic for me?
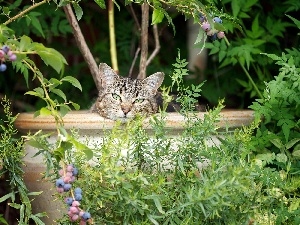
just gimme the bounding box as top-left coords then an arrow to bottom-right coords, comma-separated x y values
153,197 -> 165,214
286,138 -> 300,150
286,15 -> 300,29
276,153 -> 287,163
40,107 -> 52,116
83,149 -> 93,160
69,138 -> 93,160
152,8 -> 164,25
51,88 -> 66,102
71,102 -> 80,110
34,43 -> 67,74
27,139 -> 46,149
231,0 -> 241,17
27,191 -> 43,196
270,138 -> 283,149
19,35 -> 32,51
214,23 -> 226,31
33,87 -> 44,97
72,2 -> 83,21
8,203 -> 21,209
0,216 -> 8,225
24,90 -> 43,98
60,104 -> 71,117
49,78 -> 62,87
94,0 -> 106,9
147,214 -> 159,225
61,76 -> 82,91
29,214 -> 45,225
194,28 -> 205,44
292,149 -> 300,159
0,193 -> 13,203
29,12 -> 45,38
251,14 -> 260,34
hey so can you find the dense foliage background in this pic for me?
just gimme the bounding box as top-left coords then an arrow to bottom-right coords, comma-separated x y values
0,0 -> 299,114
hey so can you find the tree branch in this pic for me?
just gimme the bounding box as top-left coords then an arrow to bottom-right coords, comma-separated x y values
4,0 -> 48,26
129,47 -> 140,77
146,24 -> 160,66
108,0 -> 119,73
137,2 -> 149,79
63,4 -> 101,91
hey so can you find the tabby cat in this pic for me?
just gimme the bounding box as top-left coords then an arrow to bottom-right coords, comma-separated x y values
91,63 -> 164,122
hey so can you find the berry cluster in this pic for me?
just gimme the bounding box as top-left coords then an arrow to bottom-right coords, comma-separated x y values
0,45 -> 17,72
199,13 -> 225,41
55,164 -> 92,224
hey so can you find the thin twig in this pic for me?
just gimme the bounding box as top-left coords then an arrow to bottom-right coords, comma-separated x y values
4,0 -> 48,25
129,4 -> 141,31
146,24 -> 160,66
63,4 -> 101,91
137,2 -> 149,79
129,47 -> 140,77
108,0 -> 119,73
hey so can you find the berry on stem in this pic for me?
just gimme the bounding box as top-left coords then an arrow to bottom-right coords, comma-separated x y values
217,31 -> 225,39
9,54 -> 17,61
0,50 -> 5,58
201,22 -> 211,31
55,178 -> 65,187
2,45 -> 9,53
213,17 -> 222,23
81,212 -> 91,221
0,64 -> 7,72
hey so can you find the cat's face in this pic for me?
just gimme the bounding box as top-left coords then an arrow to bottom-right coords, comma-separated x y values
94,63 -> 164,122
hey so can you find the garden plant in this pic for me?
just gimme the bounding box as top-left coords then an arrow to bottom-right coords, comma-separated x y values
0,0 -> 299,224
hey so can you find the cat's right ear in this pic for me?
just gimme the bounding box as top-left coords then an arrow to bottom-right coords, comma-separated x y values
99,63 -> 118,89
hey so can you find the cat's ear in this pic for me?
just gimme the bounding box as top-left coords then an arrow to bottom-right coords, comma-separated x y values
99,63 -> 118,88
142,72 -> 164,94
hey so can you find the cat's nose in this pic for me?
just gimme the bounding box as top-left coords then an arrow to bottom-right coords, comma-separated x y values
121,103 -> 132,115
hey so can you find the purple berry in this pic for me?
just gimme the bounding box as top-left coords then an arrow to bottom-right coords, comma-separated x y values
56,187 -> 64,193
75,193 -> 82,201
65,197 -> 74,206
74,187 -> 82,194
55,178 -> 65,187
81,212 -> 91,221
210,33 -> 217,41
0,64 -> 7,72
201,22 -> 211,31
0,50 -> 5,58
63,183 -> 72,191
72,167 -> 79,176
72,200 -> 80,207
7,50 -> 13,56
70,214 -> 79,221
70,176 -> 76,183
199,13 -> 206,23
213,17 -> 222,23
63,176 -> 72,183
69,206 -> 79,214
1,45 -> 9,53
67,164 -> 74,172
9,54 -> 17,61
58,169 -> 64,176
217,31 -> 225,39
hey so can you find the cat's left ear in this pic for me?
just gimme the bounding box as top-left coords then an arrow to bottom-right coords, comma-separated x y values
142,72 -> 164,94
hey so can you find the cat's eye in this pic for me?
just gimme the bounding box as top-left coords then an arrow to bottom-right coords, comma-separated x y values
134,98 -> 144,104
112,93 -> 121,101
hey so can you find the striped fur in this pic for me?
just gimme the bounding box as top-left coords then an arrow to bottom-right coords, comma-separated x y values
91,63 -> 164,122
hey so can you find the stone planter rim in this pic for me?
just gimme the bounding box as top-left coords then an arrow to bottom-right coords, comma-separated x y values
14,110 -> 255,133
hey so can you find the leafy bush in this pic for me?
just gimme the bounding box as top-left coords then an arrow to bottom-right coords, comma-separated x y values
0,97 -> 46,224
249,16 -> 300,171
24,52 -> 300,225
